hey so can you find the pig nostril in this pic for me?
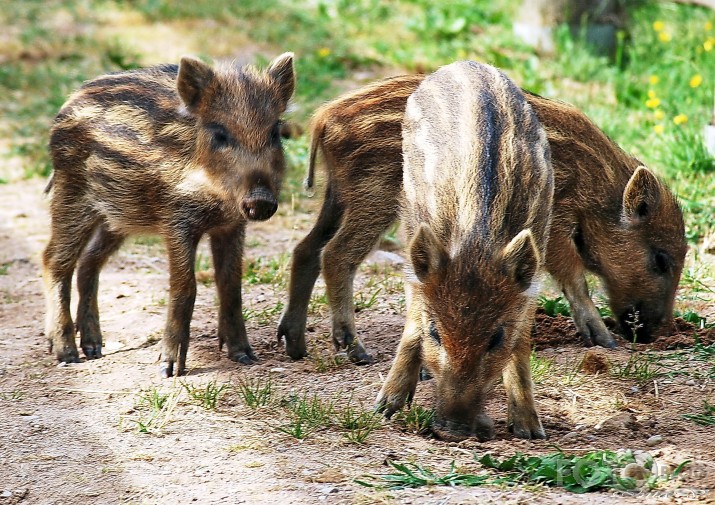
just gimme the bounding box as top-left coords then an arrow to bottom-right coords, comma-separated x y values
241,198 -> 277,221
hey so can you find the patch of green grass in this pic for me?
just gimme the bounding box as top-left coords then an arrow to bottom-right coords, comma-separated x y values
235,376 -> 273,408
126,386 -> 181,434
538,295 -> 571,317
242,301 -> 284,326
354,287 -> 381,312
478,449 -> 688,493
310,349 -> 347,373
530,350 -> 555,384
356,461 -> 489,490
337,403 -> 382,444
610,352 -> 665,383
0,262 -> 10,275
393,404 -> 434,435
243,254 -> 289,286
674,309 -> 710,328
276,393 -> 335,439
181,379 -> 228,410
358,449 -> 689,493
683,400 -> 715,426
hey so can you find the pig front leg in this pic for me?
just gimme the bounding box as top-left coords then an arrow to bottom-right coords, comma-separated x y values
561,273 -> 616,348
210,224 -> 257,365
503,316 -> 546,440
375,288 -> 424,417
159,233 -> 199,378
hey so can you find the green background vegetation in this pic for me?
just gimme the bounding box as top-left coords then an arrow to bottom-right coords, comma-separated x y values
1,0 -> 713,242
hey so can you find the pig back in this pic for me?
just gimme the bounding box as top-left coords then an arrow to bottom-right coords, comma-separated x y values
402,61 -> 553,256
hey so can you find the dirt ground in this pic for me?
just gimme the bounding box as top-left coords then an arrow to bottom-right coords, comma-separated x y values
1,178 -> 715,505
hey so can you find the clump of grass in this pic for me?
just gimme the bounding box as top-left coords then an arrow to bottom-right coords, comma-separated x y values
127,386 -> 181,434
356,461 -> 489,490
337,403 -> 382,444
538,295 -> 571,317
181,379 -> 228,410
357,450 -> 690,493
683,400 -> 715,426
477,450 -> 688,493
674,309 -> 710,327
393,405 -> 434,435
242,301 -> 284,326
310,349 -> 347,373
530,350 -> 555,384
354,287 -> 381,312
610,352 -> 664,383
0,262 -> 10,275
243,254 -> 289,286
235,376 -> 273,409
276,393 -> 334,439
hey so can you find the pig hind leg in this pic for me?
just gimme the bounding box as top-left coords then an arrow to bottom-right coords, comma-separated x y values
321,202 -> 397,364
43,198 -> 101,363
75,223 -> 125,359
278,183 -> 344,360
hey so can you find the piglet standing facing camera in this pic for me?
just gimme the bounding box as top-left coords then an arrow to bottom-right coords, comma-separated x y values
43,53 -> 295,377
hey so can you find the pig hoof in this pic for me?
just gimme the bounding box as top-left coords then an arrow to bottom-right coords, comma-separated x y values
159,362 -> 180,378
348,347 -> 373,365
595,334 -> 617,349
56,348 -> 81,364
230,349 -> 257,365
510,421 -> 546,440
81,344 -> 103,360
277,322 -> 308,360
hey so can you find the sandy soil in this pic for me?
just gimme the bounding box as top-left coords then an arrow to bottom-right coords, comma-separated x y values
1,178 -> 715,505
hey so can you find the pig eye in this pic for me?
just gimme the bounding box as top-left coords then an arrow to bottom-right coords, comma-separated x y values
207,123 -> 232,150
652,249 -> 672,276
487,327 -> 504,352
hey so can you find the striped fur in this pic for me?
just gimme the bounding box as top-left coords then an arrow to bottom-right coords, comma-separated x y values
278,70 -> 686,363
378,61 -> 552,441
43,54 -> 295,377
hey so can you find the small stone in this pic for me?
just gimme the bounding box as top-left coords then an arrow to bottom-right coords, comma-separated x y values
598,413 -> 640,432
561,431 -> 579,441
621,462 -> 650,481
646,435 -> 663,447
270,367 -> 287,375
1,490 -> 12,498
685,379 -> 696,386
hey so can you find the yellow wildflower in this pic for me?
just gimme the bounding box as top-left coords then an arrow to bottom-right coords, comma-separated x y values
706,21 -> 713,31
673,114 -> 688,125
654,124 -> 665,134
690,74 -> 703,88
646,97 -> 661,108
647,90 -> 657,99
654,109 -> 665,120
649,75 -> 659,85
705,39 -> 714,52
658,32 -> 672,43
653,21 -> 665,32
317,47 -> 331,58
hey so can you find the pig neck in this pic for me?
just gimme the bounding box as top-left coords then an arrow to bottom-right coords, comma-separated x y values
555,140 -> 642,277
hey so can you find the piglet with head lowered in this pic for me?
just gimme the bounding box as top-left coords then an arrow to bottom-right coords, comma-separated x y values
376,61 -> 553,441
43,53 -> 295,377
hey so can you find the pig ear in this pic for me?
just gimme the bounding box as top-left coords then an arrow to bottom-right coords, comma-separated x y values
267,52 -> 295,107
623,166 -> 661,224
177,57 -> 215,110
501,229 -> 540,292
410,223 -> 449,282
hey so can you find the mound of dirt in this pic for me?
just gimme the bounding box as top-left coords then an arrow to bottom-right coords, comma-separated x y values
532,310 -> 715,351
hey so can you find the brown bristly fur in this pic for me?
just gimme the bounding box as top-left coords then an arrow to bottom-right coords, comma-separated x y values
278,70 -> 686,362
376,61 -> 552,441
44,53 -> 295,377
